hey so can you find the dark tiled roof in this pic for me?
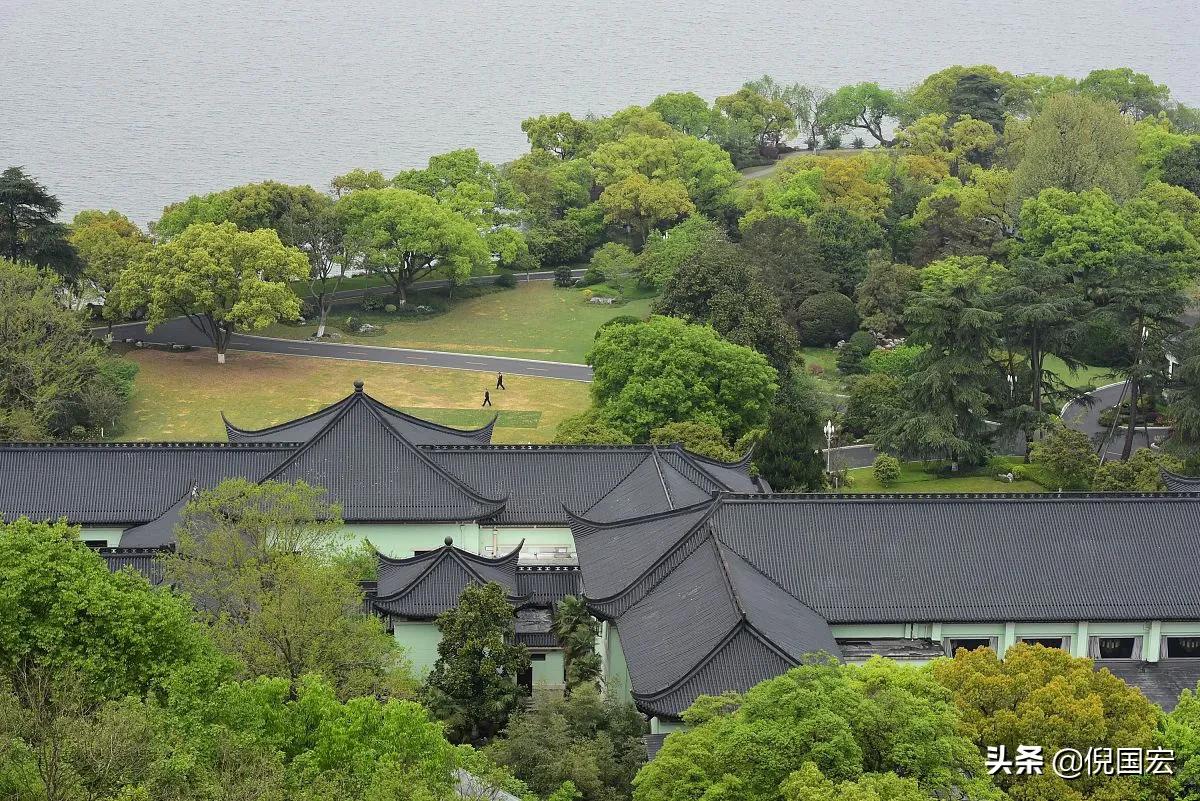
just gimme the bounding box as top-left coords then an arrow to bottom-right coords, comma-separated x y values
264,391 -> 507,521
98,546 -> 170,585
225,386 -> 495,446
571,492 -> 1200,718
372,542 -> 526,619
0,442 -> 291,525
1097,660 -> 1200,711
1162,469 -> 1200,492
583,451 -> 712,522
518,565 -> 581,606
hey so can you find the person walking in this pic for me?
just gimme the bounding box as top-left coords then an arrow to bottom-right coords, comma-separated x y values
482,390 -> 492,407
496,372 -> 506,390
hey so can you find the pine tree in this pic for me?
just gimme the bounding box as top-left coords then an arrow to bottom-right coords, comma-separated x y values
551,595 -> 601,697
755,374 -> 826,492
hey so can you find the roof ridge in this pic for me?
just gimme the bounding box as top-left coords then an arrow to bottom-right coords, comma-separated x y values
650,448 -> 675,510
716,491 -> 1200,501
375,543 -> 529,604
710,536 -> 745,619
261,392 -> 508,512
0,441 -> 299,450
565,494 -> 719,533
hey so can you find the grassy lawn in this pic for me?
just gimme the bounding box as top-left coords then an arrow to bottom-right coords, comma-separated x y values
798,347 -> 844,396
118,349 -> 590,444
263,282 -> 653,363
842,461 -> 1044,494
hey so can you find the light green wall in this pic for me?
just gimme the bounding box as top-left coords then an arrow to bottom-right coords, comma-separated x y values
650,717 -> 685,735
479,526 -> 575,561
81,527 -> 124,547
394,621 -> 443,676
602,623 -> 635,706
350,523 -> 479,558
532,650 -> 565,688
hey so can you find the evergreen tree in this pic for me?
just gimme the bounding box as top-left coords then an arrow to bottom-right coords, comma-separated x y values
1170,327 -> 1200,450
0,166 -> 77,280
423,582 -> 529,745
755,373 -> 826,491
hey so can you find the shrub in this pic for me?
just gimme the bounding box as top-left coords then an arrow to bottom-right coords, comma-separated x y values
851,136 -> 866,149
794,292 -> 859,346
807,363 -> 824,376
527,218 -> 586,266
872,454 -> 902,487
594,315 -> 642,339
553,264 -> 575,287
495,272 -> 518,288
649,421 -> 739,462
824,131 -> 843,149
865,345 -> 923,377
552,411 -> 633,445
360,296 -> 382,312
384,303 -> 398,313
344,316 -> 361,332
579,267 -> 605,287
843,373 -> 901,438
836,330 -> 876,374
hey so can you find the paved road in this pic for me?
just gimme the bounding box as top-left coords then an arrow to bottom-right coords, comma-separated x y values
104,270 -> 594,382
1060,382 -> 1170,461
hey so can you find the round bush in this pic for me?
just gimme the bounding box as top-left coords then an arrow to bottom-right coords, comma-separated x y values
495,272 -> 518,288
794,292 -> 859,346
872,454 -> 902,488
384,303 -> 398,313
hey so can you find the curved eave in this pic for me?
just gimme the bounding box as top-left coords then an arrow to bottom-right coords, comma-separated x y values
364,395 -> 497,443
374,542 -> 525,604
562,495 -> 718,538
221,394 -> 351,441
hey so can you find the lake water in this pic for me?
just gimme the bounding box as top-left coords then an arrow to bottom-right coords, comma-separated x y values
3,0 -> 1198,224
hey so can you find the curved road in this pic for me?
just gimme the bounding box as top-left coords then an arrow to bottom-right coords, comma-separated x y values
1060,382 -> 1170,461
104,270 -> 593,382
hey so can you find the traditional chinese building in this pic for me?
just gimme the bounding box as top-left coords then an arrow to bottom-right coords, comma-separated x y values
3,382 -> 1200,731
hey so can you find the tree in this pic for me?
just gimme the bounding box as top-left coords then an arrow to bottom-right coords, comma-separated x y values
1011,94 -> 1140,204
0,260 -> 136,440
648,421 -> 738,462
505,151 -> 594,223
587,316 -> 778,442
876,257 -> 1005,465
843,372 -> 902,439
68,209 -> 149,325
932,643 -> 1161,801
1170,327 -> 1200,449
793,291 -> 859,346
1029,424 -> 1099,490
809,206 -> 886,294
648,91 -> 713,139
337,187 -> 492,304
0,166 -> 76,280
166,478 -> 408,700
634,657 -> 996,801
652,240 -> 797,369
755,372 -> 826,492
947,71 -> 1008,131
552,411 -> 635,446
836,330 -> 876,375
1079,67 -> 1171,120
586,242 -> 637,284
821,82 -> 907,146
394,148 -> 523,231
597,174 -> 694,250
522,112 -> 594,160
330,167 -> 388,197
423,582 -> 529,745
855,255 -> 918,336
551,596 -> 602,696
1092,447 -> 1174,491
0,518 -> 214,703
909,65 -> 1027,122
713,87 -> 795,158
1163,140 -> 1200,196
636,214 -> 727,289
117,221 -> 307,363
487,688 -> 646,801
740,215 -> 835,320
872,454 -> 902,487
1163,681 -> 1200,801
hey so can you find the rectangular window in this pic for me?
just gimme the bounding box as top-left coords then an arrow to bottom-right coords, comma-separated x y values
1021,637 -> 1068,650
1089,636 -> 1141,660
529,653 -> 547,662
944,637 -> 996,656
1166,636 -> 1200,658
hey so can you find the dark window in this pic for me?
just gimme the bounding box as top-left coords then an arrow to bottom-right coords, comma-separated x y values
1166,637 -> 1200,658
947,638 -> 993,655
1021,637 -> 1066,650
83,539 -> 109,549
1096,637 -> 1137,659
529,653 -> 547,662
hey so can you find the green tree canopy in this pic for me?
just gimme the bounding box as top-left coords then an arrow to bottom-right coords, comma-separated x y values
652,239 -> 797,369
336,187 -> 492,303
821,82 -> 908,146
0,166 -> 76,280
932,643 -> 1161,801
1012,93 -> 1140,204
648,420 -> 739,462
1163,140 -> 1200,196
587,316 -> 778,442
636,214 -> 727,289
487,687 -> 646,801
648,91 -> 713,139
118,221 -> 308,362
754,372 -> 827,491
0,260 -> 137,440
1079,67 -> 1171,120
68,209 -> 150,325
522,112 -> 595,160
423,582 -> 529,746
598,173 -> 695,249
633,657 -> 996,801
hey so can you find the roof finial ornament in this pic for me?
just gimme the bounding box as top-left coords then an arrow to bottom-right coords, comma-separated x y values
353,380 -> 364,393
444,535 -> 454,547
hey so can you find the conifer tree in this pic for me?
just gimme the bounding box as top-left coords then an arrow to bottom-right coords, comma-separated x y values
755,374 -> 826,492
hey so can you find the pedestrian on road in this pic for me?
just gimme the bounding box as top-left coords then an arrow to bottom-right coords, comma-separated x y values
496,372 -> 506,390
482,390 -> 492,407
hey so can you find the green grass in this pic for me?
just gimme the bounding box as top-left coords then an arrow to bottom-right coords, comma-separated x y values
842,460 -> 1044,494
798,347 -> 845,395
1041,356 -> 1114,391
117,349 -> 590,444
264,281 -> 654,363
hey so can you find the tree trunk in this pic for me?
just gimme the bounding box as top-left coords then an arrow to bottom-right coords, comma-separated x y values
316,303 -> 329,338
1121,374 -> 1139,460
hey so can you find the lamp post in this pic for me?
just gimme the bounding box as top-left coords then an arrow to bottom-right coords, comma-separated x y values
823,419 -> 835,474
